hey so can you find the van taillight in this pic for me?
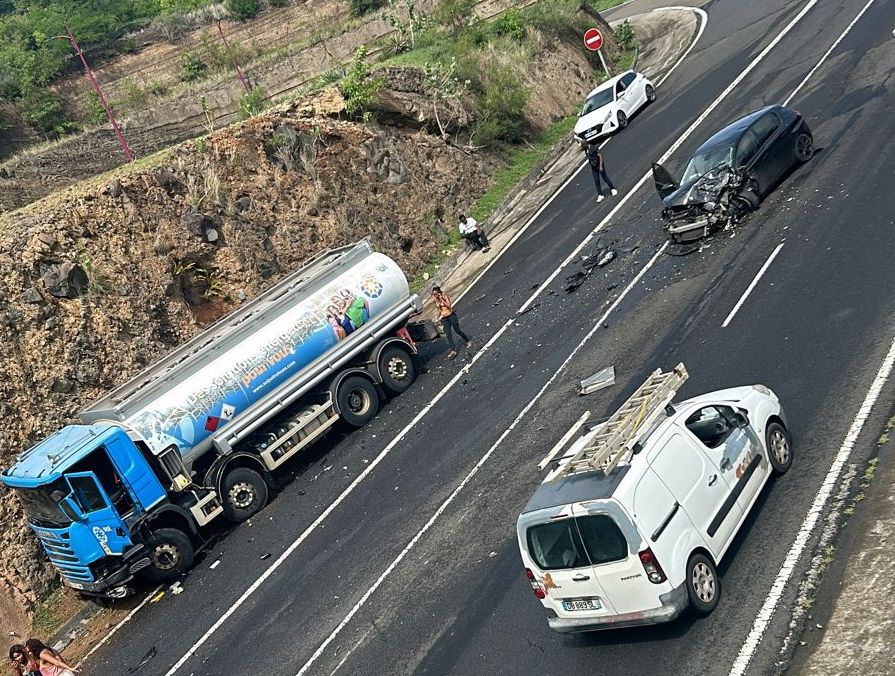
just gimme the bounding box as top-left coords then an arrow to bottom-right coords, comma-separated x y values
525,568 -> 546,599
638,548 -> 667,584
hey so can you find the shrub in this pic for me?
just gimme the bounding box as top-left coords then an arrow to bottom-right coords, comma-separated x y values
494,9 -> 525,41
84,91 -> 108,126
226,0 -> 260,20
20,90 -> 79,137
268,0 -> 289,6
434,0 -> 475,32
349,0 -> 382,16
238,86 -> 266,120
181,51 -> 208,81
615,20 -> 636,51
339,47 -> 384,121
473,63 -> 528,147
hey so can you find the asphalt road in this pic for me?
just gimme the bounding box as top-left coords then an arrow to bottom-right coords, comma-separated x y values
82,0 -> 895,674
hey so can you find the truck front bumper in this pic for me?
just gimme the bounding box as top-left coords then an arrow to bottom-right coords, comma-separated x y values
62,545 -> 150,598
547,583 -> 689,633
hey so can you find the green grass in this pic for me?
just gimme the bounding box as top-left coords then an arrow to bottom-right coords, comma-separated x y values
470,115 -> 577,222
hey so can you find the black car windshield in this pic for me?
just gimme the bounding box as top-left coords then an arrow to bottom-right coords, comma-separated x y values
580,89 -> 613,117
681,144 -> 734,184
15,480 -> 72,528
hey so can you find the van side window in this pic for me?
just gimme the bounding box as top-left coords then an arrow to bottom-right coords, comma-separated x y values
527,519 -> 588,570
685,405 -> 739,449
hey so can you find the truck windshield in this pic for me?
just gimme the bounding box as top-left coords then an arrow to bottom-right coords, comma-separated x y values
14,481 -> 73,529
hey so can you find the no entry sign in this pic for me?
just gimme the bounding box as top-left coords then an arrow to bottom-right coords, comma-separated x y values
583,27 -> 603,51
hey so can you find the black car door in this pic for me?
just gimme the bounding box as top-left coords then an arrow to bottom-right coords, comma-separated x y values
745,112 -> 787,193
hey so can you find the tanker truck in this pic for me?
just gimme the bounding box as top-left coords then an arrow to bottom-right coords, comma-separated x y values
1,240 -> 423,598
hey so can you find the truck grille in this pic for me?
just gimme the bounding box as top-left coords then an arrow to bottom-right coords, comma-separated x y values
34,529 -> 94,582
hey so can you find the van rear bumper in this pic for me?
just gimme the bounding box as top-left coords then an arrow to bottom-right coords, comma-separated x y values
547,583 -> 688,633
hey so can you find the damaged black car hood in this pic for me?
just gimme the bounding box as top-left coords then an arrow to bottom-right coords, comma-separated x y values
661,167 -> 731,208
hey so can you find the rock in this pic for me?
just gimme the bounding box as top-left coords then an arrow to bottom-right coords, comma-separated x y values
205,228 -> 219,243
258,260 -> 279,279
180,210 -> 205,237
48,378 -> 74,394
152,168 -> 179,191
234,195 -> 252,213
41,263 -> 88,299
236,289 -> 247,301
108,179 -> 122,198
20,288 -> 44,304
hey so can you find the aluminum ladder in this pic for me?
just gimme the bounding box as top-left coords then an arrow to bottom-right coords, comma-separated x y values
555,363 -> 689,479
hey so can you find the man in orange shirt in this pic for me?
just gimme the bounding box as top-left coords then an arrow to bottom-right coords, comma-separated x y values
432,286 -> 472,359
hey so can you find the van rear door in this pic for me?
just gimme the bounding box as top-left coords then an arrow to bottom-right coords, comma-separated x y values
525,512 -> 619,618
575,501 -> 669,615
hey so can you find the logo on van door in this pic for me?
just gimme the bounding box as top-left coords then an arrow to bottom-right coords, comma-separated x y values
735,448 -> 756,479
543,572 -> 560,591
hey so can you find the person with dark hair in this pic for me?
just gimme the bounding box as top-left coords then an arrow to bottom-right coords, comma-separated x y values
584,141 -> 618,202
8,644 -> 40,676
458,214 -> 490,252
432,286 -> 472,359
23,640 -> 78,676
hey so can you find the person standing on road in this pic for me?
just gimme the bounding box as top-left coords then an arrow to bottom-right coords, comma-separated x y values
458,214 -> 491,252
585,141 -> 618,203
432,286 -> 472,359
24,640 -> 79,676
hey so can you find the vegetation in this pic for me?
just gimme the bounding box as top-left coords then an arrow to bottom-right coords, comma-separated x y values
350,0 -> 385,17
181,51 -> 209,82
339,47 -> 385,122
615,19 -> 636,51
238,86 -> 267,120
225,0 -> 261,21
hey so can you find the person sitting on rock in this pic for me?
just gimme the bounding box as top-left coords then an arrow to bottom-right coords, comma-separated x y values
458,214 -> 491,252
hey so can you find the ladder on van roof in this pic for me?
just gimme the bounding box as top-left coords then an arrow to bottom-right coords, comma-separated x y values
555,363 -> 689,479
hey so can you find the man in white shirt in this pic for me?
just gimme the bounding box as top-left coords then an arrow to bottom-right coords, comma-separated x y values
458,214 -> 490,252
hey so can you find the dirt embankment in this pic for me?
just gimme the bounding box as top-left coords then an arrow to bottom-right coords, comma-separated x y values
0,23 -> 602,627
0,0 -> 537,213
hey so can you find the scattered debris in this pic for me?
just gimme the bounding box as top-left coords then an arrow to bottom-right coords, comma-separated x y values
169,581 -> 184,595
517,303 -> 541,317
128,646 -> 157,673
209,559 -> 221,570
664,243 -> 701,257
492,297 -> 503,307
260,553 -> 271,561
529,283 -> 539,290
149,591 -> 165,604
489,551 -> 497,558
564,242 -> 617,292
578,366 -> 616,395
475,294 -> 487,302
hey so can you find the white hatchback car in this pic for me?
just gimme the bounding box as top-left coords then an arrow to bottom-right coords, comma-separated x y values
574,70 -> 656,144
517,365 -> 792,632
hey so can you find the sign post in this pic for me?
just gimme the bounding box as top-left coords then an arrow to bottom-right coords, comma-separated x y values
583,27 -> 611,78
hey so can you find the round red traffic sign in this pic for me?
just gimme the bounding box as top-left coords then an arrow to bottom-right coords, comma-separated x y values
583,27 -> 603,51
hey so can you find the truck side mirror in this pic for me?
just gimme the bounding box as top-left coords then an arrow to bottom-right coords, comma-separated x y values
60,495 -> 85,521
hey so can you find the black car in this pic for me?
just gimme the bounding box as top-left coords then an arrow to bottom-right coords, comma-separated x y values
652,105 -> 814,243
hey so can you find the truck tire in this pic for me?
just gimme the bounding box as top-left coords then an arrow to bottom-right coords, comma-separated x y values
686,552 -> 720,616
144,528 -> 194,582
222,467 -> 269,522
379,346 -> 416,395
337,375 -> 379,427
766,422 -> 793,475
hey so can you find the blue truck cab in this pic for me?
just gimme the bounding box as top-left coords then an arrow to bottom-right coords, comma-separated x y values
2,424 -> 172,597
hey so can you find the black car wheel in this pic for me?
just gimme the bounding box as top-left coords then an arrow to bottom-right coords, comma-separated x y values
617,110 -> 628,129
144,528 -> 194,582
686,553 -> 721,616
766,422 -> 793,475
645,84 -> 656,102
337,375 -> 379,427
794,132 -> 814,162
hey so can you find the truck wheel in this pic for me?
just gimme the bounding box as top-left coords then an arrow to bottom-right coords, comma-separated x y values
222,467 -> 269,522
337,376 -> 379,427
144,528 -> 194,582
686,553 -> 720,616
766,422 -> 793,475
379,346 -> 416,395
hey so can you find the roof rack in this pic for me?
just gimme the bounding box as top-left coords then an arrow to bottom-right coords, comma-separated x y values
552,363 -> 688,480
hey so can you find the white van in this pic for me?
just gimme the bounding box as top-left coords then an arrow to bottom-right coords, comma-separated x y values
516,364 -> 791,632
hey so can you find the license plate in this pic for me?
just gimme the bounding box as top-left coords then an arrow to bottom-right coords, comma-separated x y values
562,597 -> 602,611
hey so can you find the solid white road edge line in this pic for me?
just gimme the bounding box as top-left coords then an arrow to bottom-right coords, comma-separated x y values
163,2 -> 820,671
454,6 -> 707,305
783,0 -> 878,107
74,584 -> 162,669
728,332 -> 895,676
721,242 -> 785,327
296,242 -> 670,676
